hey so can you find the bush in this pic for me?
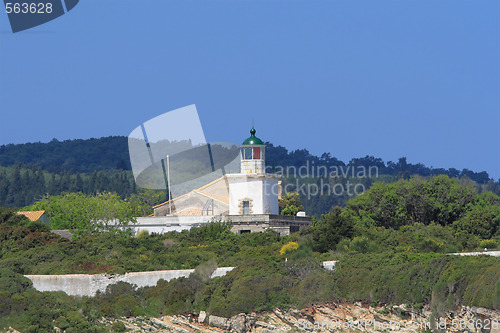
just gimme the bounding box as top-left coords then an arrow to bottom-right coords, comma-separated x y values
479,239 -> 498,250
280,242 -> 299,256
112,321 -> 127,332
306,207 -> 354,252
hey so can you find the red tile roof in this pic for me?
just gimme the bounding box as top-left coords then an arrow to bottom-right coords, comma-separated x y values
17,210 -> 46,222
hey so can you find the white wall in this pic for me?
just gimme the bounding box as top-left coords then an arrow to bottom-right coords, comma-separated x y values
262,178 -> 279,214
227,174 -> 279,215
447,251 -> 500,257
241,159 -> 265,174
25,267 -> 235,297
126,216 -> 220,234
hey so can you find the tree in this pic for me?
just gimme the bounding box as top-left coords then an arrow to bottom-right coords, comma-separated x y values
343,175 -> 481,229
452,192 -> 500,239
127,190 -> 165,217
279,192 -> 304,215
0,207 -> 29,226
307,206 -> 354,252
28,192 -> 137,234
83,192 -> 136,231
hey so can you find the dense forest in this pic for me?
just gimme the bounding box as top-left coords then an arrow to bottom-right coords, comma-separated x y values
0,136 -> 131,173
1,136 -> 499,214
0,136 -> 494,183
0,175 -> 499,332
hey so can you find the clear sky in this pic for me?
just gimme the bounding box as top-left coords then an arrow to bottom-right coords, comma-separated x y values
0,0 -> 499,179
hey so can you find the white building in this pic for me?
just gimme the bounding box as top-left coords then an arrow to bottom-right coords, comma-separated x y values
132,127 -> 311,236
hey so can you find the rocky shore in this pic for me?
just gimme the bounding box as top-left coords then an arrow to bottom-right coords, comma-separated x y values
97,302 -> 500,332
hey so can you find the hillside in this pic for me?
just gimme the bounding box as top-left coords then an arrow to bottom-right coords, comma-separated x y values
1,136 -> 499,215
0,175 -> 499,332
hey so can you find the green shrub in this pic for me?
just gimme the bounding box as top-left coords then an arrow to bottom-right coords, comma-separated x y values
112,321 -> 127,332
479,239 -> 498,249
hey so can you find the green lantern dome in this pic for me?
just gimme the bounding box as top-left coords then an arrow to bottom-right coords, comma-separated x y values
242,128 -> 264,145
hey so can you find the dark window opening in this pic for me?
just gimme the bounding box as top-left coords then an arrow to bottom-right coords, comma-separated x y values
243,201 -> 250,215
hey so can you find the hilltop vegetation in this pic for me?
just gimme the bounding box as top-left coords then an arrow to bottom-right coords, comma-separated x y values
0,175 -> 499,332
0,165 -> 140,208
0,136 -> 131,173
1,136 -> 499,215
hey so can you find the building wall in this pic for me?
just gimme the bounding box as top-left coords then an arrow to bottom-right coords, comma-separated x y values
125,216 -> 223,234
228,176 -> 261,214
262,178 -> 279,215
241,159 -> 265,174
230,223 -> 269,235
124,214 -> 312,236
39,214 -> 50,226
228,175 -> 279,215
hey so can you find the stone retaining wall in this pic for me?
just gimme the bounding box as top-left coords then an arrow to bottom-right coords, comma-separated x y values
25,267 -> 235,297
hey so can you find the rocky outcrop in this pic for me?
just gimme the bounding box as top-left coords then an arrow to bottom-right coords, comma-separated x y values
99,303 -> 500,333
198,310 -> 207,323
208,315 -> 231,331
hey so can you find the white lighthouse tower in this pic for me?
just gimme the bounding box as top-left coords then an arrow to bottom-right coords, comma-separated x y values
227,128 -> 279,215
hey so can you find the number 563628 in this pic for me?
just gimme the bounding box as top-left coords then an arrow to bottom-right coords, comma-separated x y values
5,2 -> 53,14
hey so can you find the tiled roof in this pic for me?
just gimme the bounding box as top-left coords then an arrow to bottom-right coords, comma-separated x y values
195,190 -> 229,205
152,190 -> 191,209
17,210 -> 46,222
153,176 -> 227,208
197,176 -> 228,192
176,208 -> 204,216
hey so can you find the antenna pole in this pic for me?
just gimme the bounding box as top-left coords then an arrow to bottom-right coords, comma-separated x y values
167,155 -> 172,215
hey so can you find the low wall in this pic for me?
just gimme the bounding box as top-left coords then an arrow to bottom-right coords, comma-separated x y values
448,250 -> 500,257
321,261 -> 338,271
25,267 -> 235,297
126,214 -> 312,235
125,216 -> 220,234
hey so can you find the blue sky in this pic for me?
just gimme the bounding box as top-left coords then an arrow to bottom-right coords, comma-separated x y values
0,0 -> 499,179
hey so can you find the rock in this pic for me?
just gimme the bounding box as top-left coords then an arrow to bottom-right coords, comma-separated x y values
257,329 -> 276,333
198,311 -> 207,323
255,321 -> 277,330
7,327 -> 22,333
93,303 -> 500,333
150,318 -> 169,329
272,308 -> 297,326
208,315 -> 231,330
229,313 -> 256,333
297,318 -> 314,331
230,314 -> 247,333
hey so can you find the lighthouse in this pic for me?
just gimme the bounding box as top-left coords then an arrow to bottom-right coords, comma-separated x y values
227,127 -> 280,215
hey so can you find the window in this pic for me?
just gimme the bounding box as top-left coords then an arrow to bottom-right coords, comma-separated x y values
243,200 -> 250,215
253,147 -> 260,159
242,147 -> 262,160
240,230 -> 251,234
242,148 -> 253,160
